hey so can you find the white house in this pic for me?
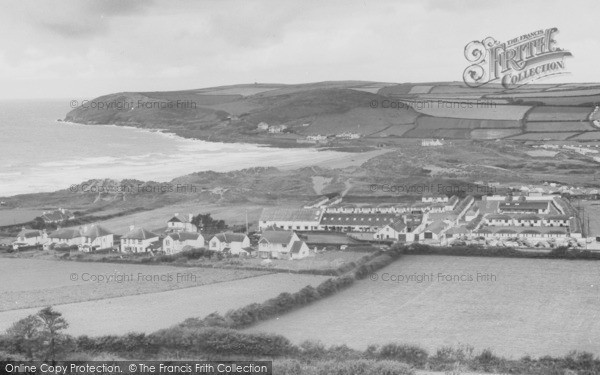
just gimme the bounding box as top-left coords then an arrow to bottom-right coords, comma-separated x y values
374,220 -> 407,241
167,213 -> 197,233
163,232 -> 205,255
79,225 -> 114,252
120,227 -> 160,253
13,229 -> 47,249
208,232 -> 250,254
289,240 -> 311,259
48,228 -> 84,247
257,122 -> 269,131
258,230 -> 308,259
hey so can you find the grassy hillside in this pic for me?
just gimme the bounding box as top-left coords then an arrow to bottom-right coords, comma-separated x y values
64,81 -> 600,146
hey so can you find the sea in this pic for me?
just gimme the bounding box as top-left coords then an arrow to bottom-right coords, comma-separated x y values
0,100 -> 343,197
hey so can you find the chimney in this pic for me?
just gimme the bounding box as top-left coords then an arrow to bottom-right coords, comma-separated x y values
174,213 -> 179,217
188,213 -> 193,222
129,225 -> 135,232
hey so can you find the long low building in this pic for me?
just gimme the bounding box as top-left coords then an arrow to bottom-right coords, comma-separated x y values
259,207 -> 323,231
319,212 -> 398,232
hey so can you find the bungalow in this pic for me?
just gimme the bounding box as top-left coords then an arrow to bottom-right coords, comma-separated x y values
208,232 -> 250,254
257,122 -> 269,131
374,220 -> 407,241
13,228 -> 47,249
163,232 -> 204,255
79,225 -> 114,252
258,230 -> 309,259
48,228 -> 84,247
120,227 -> 160,253
167,213 -> 197,233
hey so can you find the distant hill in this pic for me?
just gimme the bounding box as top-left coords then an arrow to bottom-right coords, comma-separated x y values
65,81 -> 600,145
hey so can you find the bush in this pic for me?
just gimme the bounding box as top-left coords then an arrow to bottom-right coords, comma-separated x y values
274,359 -> 414,375
375,343 -> 429,367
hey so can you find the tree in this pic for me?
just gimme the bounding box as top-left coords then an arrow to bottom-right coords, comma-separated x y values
191,213 -> 226,233
37,307 -> 69,361
4,314 -> 43,359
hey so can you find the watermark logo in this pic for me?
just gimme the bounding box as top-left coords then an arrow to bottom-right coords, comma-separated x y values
463,27 -> 572,89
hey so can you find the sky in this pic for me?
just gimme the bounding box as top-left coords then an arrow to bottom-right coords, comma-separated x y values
1,0 -> 599,99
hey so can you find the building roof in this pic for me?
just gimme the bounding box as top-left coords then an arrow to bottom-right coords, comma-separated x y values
388,220 -> 407,232
544,214 -> 571,221
521,229 -> 541,234
17,229 -> 42,239
49,228 -> 82,240
259,230 -> 295,245
467,206 -> 479,214
121,227 -> 159,240
486,214 -> 512,221
166,232 -> 202,241
168,214 -> 192,223
260,207 -> 322,222
499,201 -> 549,210
320,213 -> 397,225
424,220 -> 446,234
496,228 -> 517,234
290,241 -> 305,254
447,196 -> 460,205
213,232 -> 247,243
514,214 -> 542,221
81,225 -> 113,240
446,226 -> 469,235
41,210 -> 73,222
453,196 -> 474,214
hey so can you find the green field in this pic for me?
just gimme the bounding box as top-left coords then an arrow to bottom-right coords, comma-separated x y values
0,258 -> 329,336
0,258 -> 272,311
246,255 -> 600,358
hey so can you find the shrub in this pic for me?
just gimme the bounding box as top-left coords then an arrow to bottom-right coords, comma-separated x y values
376,343 -> 429,367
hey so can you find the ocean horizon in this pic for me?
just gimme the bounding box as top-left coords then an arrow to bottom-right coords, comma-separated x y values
0,100 -> 347,198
